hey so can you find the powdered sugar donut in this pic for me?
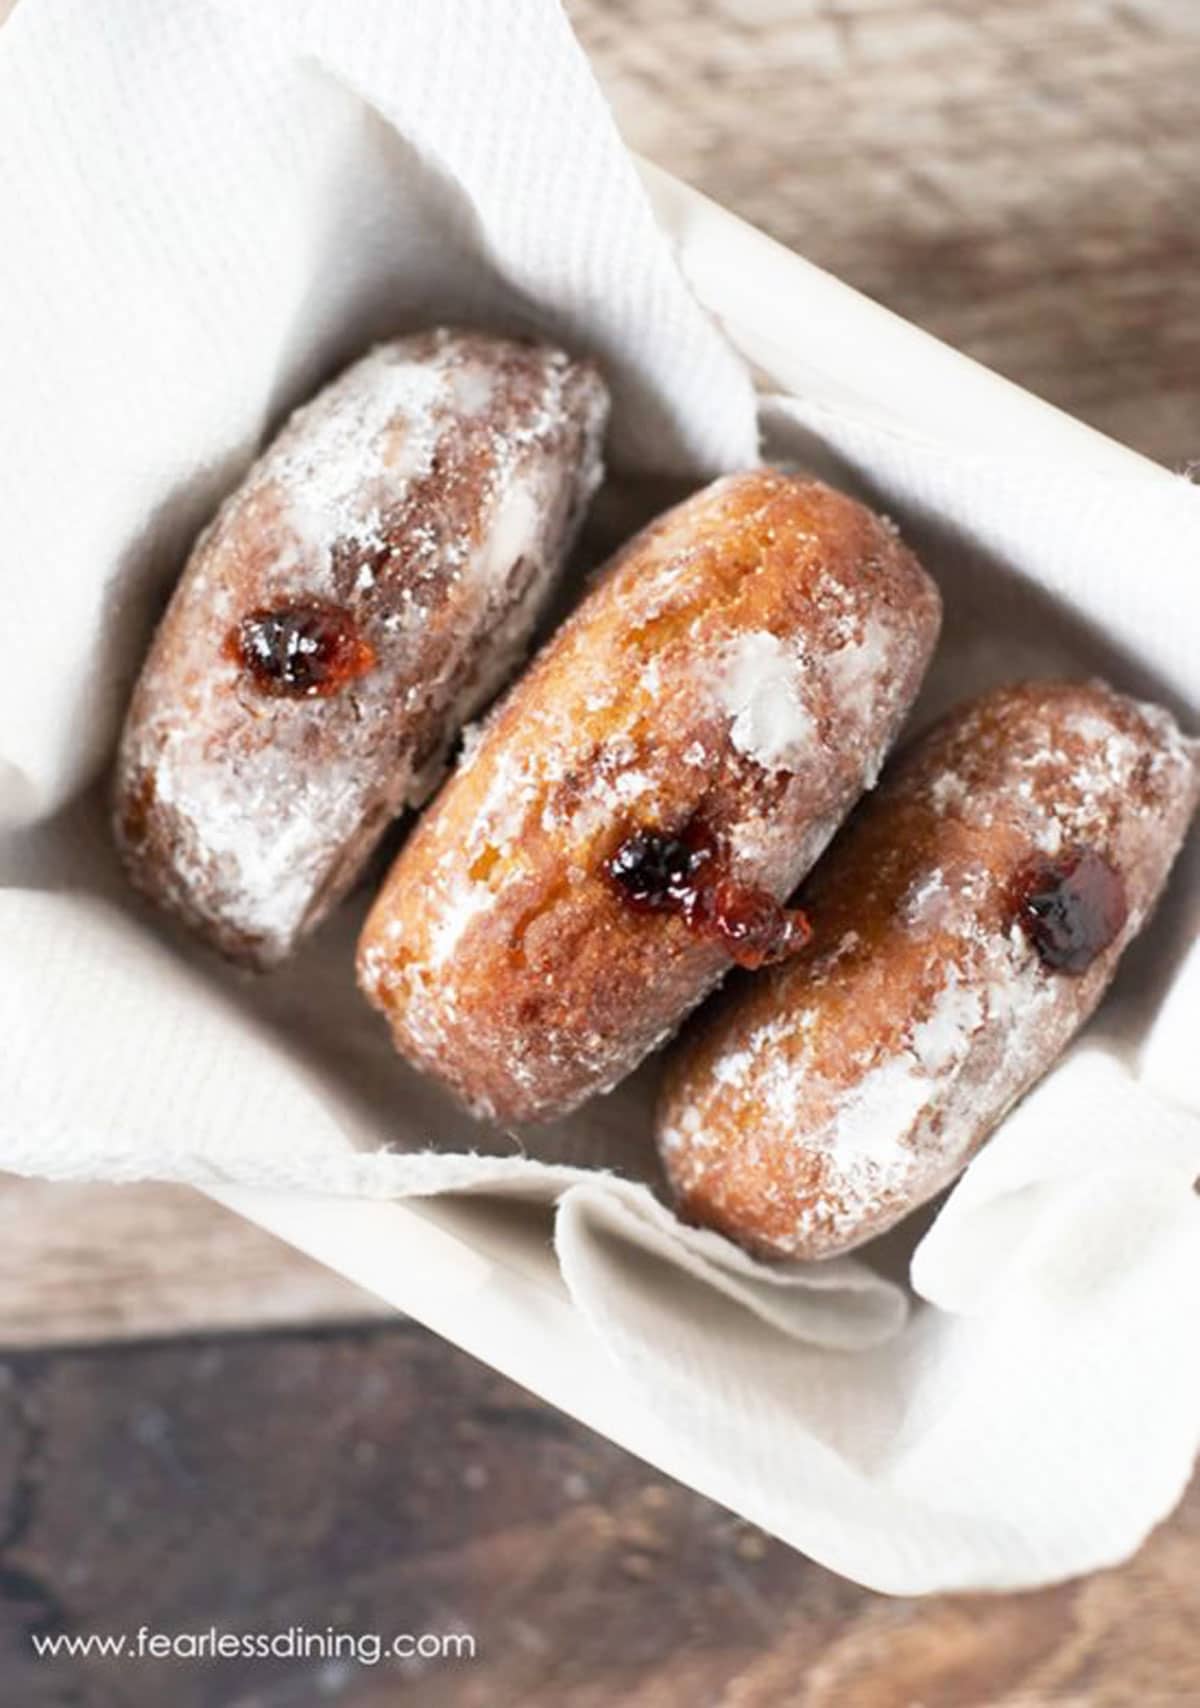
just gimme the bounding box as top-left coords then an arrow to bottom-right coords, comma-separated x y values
657,680 -> 1200,1261
358,469 -> 941,1122
114,329 -> 608,967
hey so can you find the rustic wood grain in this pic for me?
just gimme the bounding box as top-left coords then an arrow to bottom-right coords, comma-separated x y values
2,1326 -> 1197,1707
569,0 -> 1200,470
0,1182 -> 389,1348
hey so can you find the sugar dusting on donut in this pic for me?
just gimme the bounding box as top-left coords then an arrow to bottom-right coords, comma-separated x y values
667,918 -> 1053,1255
658,679 -> 1200,1259
271,357 -> 449,579
358,469 -> 943,1123
717,632 -> 817,772
116,330 -> 609,966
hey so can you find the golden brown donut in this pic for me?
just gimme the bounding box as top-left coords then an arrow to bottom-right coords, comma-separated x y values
358,468 -> 941,1122
656,680 -> 1200,1261
114,329 -> 608,967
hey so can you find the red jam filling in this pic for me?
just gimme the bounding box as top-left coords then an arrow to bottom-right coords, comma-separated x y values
1011,845 -> 1127,974
227,601 -> 375,698
605,821 -> 810,969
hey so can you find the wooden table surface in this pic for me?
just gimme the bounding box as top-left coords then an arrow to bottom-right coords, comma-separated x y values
3,1 -> 1199,1703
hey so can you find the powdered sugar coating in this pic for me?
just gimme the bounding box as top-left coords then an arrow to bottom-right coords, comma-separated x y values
114,330 -> 609,966
718,631 -> 817,771
657,679 -> 1200,1261
358,469 -> 941,1123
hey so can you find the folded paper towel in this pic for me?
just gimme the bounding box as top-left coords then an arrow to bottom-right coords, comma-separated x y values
1,0 -> 1198,1594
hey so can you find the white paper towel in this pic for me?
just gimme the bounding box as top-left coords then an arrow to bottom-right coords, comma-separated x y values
1,0 -> 1198,1595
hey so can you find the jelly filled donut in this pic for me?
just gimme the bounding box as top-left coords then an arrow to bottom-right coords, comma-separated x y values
656,679 -> 1200,1261
358,468 -> 942,1122
114,329 -> 608,967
